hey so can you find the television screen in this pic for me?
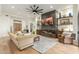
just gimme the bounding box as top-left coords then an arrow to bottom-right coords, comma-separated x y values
41,17 -> 53,25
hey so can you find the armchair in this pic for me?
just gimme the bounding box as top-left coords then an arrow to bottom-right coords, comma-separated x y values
58,31 -> 75,44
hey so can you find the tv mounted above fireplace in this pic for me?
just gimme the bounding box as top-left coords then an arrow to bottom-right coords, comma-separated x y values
41,10 -> 58,30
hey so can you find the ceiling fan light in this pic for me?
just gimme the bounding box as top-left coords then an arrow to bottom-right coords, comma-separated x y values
33,12 -> 36,13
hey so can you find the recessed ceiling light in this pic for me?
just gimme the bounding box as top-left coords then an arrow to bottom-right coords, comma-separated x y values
11,6 -> 15,8
50,5 -> 53,8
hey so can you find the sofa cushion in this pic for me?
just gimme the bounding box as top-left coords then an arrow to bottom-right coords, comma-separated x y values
16,34 -> 37,41
16,31 -> 24,36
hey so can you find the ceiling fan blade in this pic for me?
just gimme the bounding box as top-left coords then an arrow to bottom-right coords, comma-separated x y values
33,5 -> 36,9
25,9 -> 32,12
26,11 -> 33,14
33,5 -> 36,7
37,12 -> 43,14
36,12 -> 39,14
26,8 -> 32,11
25,10 -> 31,12
38,12 -> 43,13
37,9 -> 43,11
35,6 -> 39,10
30,6 -> 34,10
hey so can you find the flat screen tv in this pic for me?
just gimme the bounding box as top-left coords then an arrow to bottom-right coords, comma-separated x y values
41,16 -> 53,25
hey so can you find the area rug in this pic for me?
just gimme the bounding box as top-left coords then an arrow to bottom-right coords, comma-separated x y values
32,36 -> 58,53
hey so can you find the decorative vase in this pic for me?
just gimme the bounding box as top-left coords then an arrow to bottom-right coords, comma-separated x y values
69,13 -> 72,17
59,13 -> 61,18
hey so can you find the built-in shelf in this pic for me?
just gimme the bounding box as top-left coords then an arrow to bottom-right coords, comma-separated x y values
58,16 -> 73,32
58,16 -> 73,26
57,16 -> 73,19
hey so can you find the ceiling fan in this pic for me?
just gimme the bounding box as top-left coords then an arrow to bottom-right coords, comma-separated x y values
25,5 -> 43,14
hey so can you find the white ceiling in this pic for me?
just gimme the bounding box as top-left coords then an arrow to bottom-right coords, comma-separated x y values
1,4 -> 72,18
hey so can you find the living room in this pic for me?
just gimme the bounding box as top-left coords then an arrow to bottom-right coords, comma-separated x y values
0,4 -> 79,54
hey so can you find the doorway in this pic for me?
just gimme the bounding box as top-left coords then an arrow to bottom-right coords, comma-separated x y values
13,20 -> 22,33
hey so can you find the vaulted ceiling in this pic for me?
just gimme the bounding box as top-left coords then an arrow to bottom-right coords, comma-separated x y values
1,4 -> 72,18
